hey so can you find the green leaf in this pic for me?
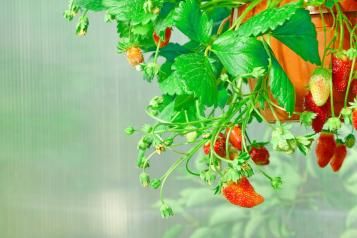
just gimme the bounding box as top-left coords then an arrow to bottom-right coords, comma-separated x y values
346,206 -> 357,228
190,227 -> 213,238
155,3 -> 176,34
269,51 -> 296,114
161,53 -> 218,106
103,0 -> 156,25
179,188 -> 216,207
237,3 -> 299,37
272,8 -> 321,65
208,205 -> 247,226
174,0 -> 213,44
159,43 -> 191,62
344,173 -> 357,195
341,230 -> 357,238
244,214 -> 265,238
300,111 -> 316,126
153,95 -> 176,121
75,0 -> 106,11
216,86 -> 229,109
163,224 -> 183,238
159,72 -> 187,96
212,32 -> 269,77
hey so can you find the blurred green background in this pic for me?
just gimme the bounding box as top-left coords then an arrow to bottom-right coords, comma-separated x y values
1,1 -> 357,238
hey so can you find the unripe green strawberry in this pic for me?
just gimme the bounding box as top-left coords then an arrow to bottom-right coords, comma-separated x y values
345,134 -> 355,148
309,68 -> 331,106
139,172 -> 150,188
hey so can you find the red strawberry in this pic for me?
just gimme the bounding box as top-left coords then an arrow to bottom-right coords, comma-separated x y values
330,142 -> 347,172
332,53 -> 352,92
126,47 -> 144,67
304,92 -> 330,133
249,146 -> 270,165
309,68 -> 331,106
315,132 -> 336,168
351,79 -> 357,97
153,28 -> 172,48
353,109 -> 357,130
203,133 -> 226,157
312,113 -> 328,133
222,177 -> 264,208
226,125 -> 242,150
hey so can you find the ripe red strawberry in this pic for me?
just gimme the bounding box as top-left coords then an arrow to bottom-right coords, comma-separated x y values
304,92 -> 321,112
126,47 -> 144,67
332,53 -> 352,92
226,125 -> 242,150
222,177 -> 264,208
153,28 -> 172,48
249,146 -> 270,165
309,68 -> 331,106
203,133 -> 226,157
353,109 -> 357,130
330,142 -> 347,172
304,92 -> 330,133
351,79 -> 357,97
315,132 -> 336,168
312,113 -> 328,133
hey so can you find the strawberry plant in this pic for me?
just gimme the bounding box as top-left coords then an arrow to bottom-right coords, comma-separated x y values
64,0 -> 357,217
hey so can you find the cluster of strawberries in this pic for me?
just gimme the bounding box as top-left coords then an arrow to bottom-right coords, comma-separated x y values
304,52 -> 356,133
316,132 -> 348,172
304,52 -> 356,172
203,126 -> 270,165
202,125 -> 269,208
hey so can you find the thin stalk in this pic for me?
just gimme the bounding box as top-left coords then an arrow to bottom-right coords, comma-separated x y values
344,58 -> 356,108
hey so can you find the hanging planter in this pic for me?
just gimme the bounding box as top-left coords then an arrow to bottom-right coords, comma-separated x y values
245,0 -> 357,122
64,0 -> 357,217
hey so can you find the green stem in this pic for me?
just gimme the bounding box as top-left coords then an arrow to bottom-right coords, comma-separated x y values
319,7 -> 327,66
230,0 -> 261,30
259,168 -> 272,181
330,71 -> 335,117
336,4 -> 344,50
159,140 -> 206,202
344,58 -> 356,108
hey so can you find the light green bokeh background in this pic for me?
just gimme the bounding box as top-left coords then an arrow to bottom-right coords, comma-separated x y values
1,1 -> 357,238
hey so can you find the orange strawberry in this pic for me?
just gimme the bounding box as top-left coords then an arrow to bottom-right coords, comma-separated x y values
222,177 -> 264,208
309,68 -> 331,106
315,132 -> 336,168
126,47 -> 144,67
330,142 -> 347,172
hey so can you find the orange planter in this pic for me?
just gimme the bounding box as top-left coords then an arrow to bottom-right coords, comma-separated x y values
242,0 -> 357,122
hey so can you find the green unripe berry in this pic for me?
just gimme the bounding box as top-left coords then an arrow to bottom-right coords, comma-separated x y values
125,126 -> 136,135
139,172 -> 150,188
150,179 -> 161,189
345,134 -> 355,148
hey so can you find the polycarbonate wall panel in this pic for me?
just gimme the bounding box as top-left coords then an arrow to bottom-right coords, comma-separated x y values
1,1 -> 357,238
